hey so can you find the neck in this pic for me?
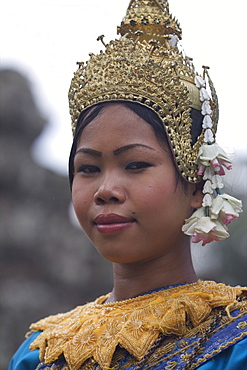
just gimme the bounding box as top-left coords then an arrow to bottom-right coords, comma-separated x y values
107,243 -> 197,303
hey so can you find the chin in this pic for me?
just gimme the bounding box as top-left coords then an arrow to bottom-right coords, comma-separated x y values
95,246 -> 144,265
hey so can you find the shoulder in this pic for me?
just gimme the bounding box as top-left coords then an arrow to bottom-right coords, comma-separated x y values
194,297 -> 247,368
140,298 -> 247,370
197,337 -> 247,370
8,332 -> 41,370
7,298 -> 107,370
194,300 -> 247,369
8,285 -> 247,370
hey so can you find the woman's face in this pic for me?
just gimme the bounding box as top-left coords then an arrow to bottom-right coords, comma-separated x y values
72,104 -> 198,264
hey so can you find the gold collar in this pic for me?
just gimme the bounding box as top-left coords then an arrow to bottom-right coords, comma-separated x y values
29,281 -> 246,370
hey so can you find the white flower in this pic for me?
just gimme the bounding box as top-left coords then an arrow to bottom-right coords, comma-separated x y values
168,34 -> 179,48
182,208 -> 205,235
203,167 -> 214,180
195,75 -> 206,88
211,175 -> 224,190
201,100 -> 212,115
197,143 -> 232,170
204,129 -> 214,143
192,219 -> 229,246
211,194 -> 243,225
203,180 -> 214,194
182,211 -> 229,246
200,88 -> 210,102
221,194 -> 243,213
202,193 -> 213,207
202,115 -> 213,129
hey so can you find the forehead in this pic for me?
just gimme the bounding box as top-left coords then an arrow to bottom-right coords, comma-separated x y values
77,104 -> 160,148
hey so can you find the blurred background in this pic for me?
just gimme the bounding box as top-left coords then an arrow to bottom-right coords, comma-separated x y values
0,1 -> 246,369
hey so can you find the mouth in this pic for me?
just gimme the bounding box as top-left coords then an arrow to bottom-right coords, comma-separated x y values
94,213 -> 136,234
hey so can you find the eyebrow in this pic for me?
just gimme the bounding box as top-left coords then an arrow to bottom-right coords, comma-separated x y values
75,148 -> 102,157
75,144 -> 155,157
113,144 -> 155,156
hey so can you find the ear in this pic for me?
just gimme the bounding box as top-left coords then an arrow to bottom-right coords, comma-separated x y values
190,182 -> 204,209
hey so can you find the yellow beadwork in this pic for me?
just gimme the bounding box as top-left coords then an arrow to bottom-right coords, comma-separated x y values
68,0 -> 219,182
29,281 -> 246,370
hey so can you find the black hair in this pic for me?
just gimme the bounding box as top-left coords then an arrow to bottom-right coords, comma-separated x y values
68,101 -> 203,190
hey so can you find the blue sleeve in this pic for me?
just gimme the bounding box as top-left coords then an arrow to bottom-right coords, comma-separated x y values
198,337 -> 247,370
8,333 -> 247,370
8,332 -> 41,370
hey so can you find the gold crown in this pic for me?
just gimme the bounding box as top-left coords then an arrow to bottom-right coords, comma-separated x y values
68,0 -> 219,182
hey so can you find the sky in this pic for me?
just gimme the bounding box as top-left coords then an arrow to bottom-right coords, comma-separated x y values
1,0 -> 247,175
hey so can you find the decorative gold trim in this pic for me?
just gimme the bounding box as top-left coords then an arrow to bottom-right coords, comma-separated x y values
29,281 -> 246,370
193,331 -> 247,369
68,0 -> 219,182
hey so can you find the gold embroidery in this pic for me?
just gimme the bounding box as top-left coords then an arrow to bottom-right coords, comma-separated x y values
142,309 -> 247,370
179,340 -> 188,348
166,361 -> 178,369
180,353 -> 191,362
29,281 -> 246,370
240,301 -> 247,313
35,306 -> 247,370
237,321 -> 247,329
193,332 -> 247,369
68,0 -> 220,182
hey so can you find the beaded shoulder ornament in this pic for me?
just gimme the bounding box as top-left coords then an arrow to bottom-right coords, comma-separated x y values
68,0 -> 242,245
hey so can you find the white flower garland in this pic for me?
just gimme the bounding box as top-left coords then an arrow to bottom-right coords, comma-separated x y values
182,74 -> 242,245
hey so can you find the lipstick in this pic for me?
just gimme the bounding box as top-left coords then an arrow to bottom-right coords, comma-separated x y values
94,213 -> 135,234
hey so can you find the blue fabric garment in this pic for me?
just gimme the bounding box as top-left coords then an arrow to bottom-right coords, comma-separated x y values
8,284 -> 247,370
8,333 -> 40,370
198,337 -> 247,370
8,334 -> 247,370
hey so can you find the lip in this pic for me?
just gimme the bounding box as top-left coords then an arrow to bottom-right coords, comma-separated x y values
94,213 -> 136,234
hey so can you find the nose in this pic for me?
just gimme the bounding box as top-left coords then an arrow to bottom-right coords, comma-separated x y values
94,175 -> 127,205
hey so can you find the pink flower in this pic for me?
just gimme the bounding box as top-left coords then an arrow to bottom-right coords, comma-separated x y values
211,194 -> 242,226
215,165 -> 225,176
198,165 -> 205,176
211,160 -> 225,176
197,143 -> 232,176
211,158 -> 232,175
182,211 -> 229,245
212,158 -> 220,168
222,214 -> 238,226
191,219 -> 229,246
192,230 -> 221,246
221,160 -> 232,170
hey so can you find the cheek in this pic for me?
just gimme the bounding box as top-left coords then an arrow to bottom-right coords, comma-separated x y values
138,178 -> 191,227
134,180 -> 176,223
139,177 -> 175,205
72,183 -> 91,222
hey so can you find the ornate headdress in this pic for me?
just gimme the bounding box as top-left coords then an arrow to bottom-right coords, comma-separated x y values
69,0 -> 242,244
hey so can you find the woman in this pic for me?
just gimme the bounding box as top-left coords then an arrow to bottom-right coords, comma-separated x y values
9,1 -> 247,369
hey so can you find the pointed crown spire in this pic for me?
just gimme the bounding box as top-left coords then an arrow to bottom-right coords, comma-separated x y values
118,0 -> 182,45
69,0 -> 219,183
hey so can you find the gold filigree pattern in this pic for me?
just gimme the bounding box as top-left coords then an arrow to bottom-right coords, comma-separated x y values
237,321 -> 247,329
118,0 -> 182,44
29,281 -> 246,370
166,361 -> 178,370
68,0 -> 219,182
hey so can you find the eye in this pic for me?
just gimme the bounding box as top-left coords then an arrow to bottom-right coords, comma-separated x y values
76,165 -> 100,174
125,161 -> 152,171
